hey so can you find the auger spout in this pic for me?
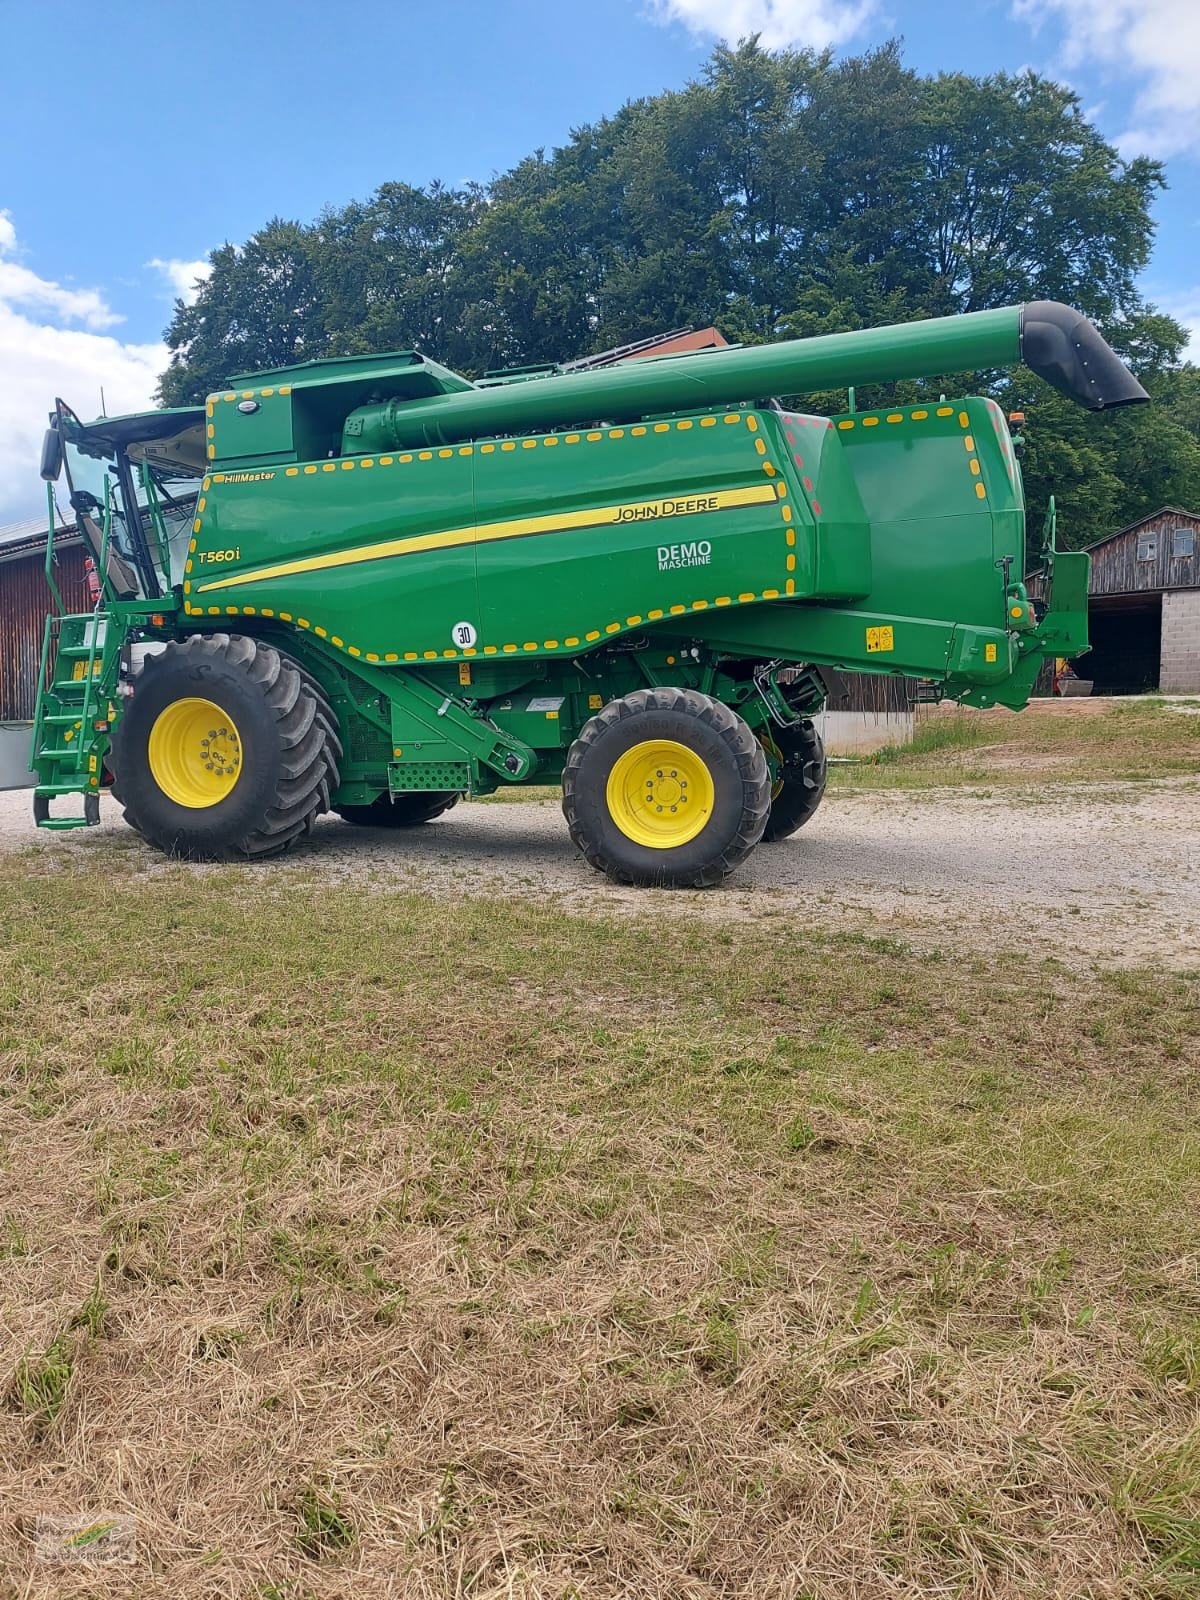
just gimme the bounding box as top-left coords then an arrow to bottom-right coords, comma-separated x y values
344,301 -> 1146,452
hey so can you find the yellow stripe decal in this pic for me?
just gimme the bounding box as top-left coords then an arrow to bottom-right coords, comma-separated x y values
194,483 -> 778,594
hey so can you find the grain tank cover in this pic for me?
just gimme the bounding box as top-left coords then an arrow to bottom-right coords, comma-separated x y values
228,348 -> 476,396
207,350 -> 478,468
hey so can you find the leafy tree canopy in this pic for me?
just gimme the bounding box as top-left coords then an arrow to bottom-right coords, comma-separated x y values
157,38 -> 1200,547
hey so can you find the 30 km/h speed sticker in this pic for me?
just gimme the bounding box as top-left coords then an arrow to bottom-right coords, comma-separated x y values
451,621 -> 478,648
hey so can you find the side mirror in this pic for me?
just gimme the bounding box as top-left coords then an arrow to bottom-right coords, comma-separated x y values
39,421 -> 63,481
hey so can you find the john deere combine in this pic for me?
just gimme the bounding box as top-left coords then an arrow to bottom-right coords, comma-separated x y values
31,301 -> 1145,885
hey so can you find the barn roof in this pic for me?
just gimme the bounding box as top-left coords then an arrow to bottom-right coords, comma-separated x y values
0,512 -> 81,564
1085,506 -> 1199,554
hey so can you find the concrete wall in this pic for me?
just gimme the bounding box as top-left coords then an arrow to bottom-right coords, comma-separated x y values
0,723 -> 33,790
1161,590 -> 1200,693
819,708 -> 913,754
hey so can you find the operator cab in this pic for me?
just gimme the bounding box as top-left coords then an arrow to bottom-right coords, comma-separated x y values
39,401 -> 206,600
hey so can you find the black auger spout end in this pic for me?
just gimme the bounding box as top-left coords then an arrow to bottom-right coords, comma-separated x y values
1020,301 -> 1149,411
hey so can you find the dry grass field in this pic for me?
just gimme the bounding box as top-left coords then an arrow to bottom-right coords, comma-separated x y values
1,701 -> 1197,1597
842,695 -> 1200,790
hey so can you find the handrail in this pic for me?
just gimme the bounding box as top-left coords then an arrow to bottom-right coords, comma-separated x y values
97,472 -> 115,602
140,464 -> 172,583
42,481 -> 65,616
75,475 -> 113,741
29,613 -> 56,772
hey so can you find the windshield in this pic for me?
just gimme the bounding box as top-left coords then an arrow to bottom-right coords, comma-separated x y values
61,436 -> 149,596
60,430 -> 196,599
146,473 -> 198,588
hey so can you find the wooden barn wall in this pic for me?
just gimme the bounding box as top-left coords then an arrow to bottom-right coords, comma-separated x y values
0,545 -> 89,720
830,672 -> 917,716
1089,510 -> 1200,597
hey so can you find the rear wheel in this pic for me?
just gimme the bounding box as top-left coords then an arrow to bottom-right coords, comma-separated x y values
562,687 -> 770,887
334,791 -> 460,827
759,719 -> 827,841
109,633 -> 337,860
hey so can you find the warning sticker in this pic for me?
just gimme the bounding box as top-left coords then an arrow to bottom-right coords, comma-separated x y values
865,626 -> 895,653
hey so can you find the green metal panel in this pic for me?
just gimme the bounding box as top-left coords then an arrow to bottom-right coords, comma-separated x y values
189,450 -> 479,662
187,407 -> 871,663
472,414 -> 797,656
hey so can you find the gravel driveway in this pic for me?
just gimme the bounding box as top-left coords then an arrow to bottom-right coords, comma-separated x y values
4,777 -> 1196,970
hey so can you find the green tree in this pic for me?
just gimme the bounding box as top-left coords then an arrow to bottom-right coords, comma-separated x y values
154,37 -> 1200,546
158,221 -> 323,407
312,180 -> 483,366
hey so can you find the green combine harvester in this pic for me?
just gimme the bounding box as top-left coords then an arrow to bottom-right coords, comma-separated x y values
31,301 -> 1145,885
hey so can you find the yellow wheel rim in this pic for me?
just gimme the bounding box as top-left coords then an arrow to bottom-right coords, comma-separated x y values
606,738 -> 715,849
759,730 -> 785,802
147,697 -> 243,808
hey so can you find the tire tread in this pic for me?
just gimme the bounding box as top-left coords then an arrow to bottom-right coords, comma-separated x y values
562,687 -> 769,888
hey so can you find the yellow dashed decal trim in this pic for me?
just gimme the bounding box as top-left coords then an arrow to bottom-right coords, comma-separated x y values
194,482 -> 778,594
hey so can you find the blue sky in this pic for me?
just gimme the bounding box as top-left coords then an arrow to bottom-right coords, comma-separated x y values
0,0 -> 1196,520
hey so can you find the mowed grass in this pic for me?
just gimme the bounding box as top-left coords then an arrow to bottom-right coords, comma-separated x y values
835,698 -> 1200,792
0,851 -> 1197,1598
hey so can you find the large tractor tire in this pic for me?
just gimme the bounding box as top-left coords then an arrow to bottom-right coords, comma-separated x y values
562,687 -> 770,888
334,791 -> 459,827
760,719 -> 827,842
109,633 -> 338,860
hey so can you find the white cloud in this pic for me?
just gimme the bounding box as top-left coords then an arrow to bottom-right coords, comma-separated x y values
0,213 -> 164,525
147,255 -> 212,306
1012,0 -> 1200,157
1155,286 -> 1200,362
645,0 -> 875,50
0,210 -> 120,330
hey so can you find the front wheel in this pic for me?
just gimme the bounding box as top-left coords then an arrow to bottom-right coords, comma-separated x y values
760,719 -> 827,841
109,633 -> 338,860
562,688 -> 770,888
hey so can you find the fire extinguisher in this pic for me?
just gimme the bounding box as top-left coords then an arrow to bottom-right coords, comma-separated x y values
84,554 -> 100,605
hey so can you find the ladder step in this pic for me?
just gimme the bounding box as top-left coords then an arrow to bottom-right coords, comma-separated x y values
34,782 -> 99,796
41,713 -> 86,725
37,750 -> 88,763
33,789 -> 101,829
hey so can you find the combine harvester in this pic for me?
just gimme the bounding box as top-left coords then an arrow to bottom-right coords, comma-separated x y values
31,302 -> 1144,885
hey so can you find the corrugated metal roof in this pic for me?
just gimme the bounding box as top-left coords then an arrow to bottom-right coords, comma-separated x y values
0,512 -> 81,565
0,515 -> 52,550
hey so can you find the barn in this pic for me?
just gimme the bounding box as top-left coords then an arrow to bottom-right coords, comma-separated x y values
1074,508 -> 1200,694
0,514 -> 89,786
